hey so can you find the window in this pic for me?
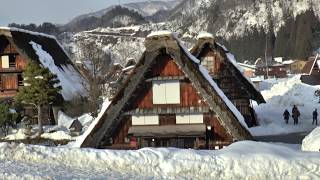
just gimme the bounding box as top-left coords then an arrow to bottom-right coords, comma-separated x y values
1,55 -> 9,68
176,114 -> 203,124
201,56 -> 214,72
152,80 -> 180,104
132,115 -> 159,125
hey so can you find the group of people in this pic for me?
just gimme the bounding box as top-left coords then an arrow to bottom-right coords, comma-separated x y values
283,105 -> 318,125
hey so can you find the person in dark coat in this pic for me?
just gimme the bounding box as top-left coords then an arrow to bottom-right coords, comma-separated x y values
283,109 -> 290,124
292,105 -> 300,125
313,108 -> 318,125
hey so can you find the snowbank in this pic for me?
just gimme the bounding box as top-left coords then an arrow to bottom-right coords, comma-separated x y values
41,131 -> 72,140
252,76 -> 320,136
302,127 -> 320,152
4,129 -> 27,140
29,41 -> 86,100
0,141 -> 319,179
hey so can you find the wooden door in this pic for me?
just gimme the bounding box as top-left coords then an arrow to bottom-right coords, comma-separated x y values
2,74 -> 18,90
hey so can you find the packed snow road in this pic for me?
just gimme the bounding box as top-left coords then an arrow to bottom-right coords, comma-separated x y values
0,141 -> 319,179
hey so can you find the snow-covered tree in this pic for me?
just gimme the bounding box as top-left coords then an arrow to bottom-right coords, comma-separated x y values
16,62 -> 61,133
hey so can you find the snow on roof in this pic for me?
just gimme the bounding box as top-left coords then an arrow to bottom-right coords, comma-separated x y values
302,127 -> 320,152
73,99 -> 111,148
238,63 -> 256,70
282,60 -> 295,65
122,65 -> 135,72
30,41 -> 86,100
0,26 -> 56,40
175,36 -> 249,130
197,31 -> 214,39
146,30 -> 173,38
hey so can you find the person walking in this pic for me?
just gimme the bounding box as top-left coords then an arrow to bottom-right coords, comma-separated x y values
313,108 -> 318,125
292,105 -> 300,125
283,109 -> 290,124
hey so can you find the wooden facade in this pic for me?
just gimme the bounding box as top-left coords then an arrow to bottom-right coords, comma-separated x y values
109,54 -> 232,149
301,56 -> 320,85
191,39 -> 265,127
79,32 -> 252,149
256,64 -> 287,79
0,36 -> 27,98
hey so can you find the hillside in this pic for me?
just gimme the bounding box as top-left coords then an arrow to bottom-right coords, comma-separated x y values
62,0 -> 320,65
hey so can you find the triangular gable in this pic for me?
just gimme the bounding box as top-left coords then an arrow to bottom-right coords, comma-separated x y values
80,31 -> 252,148
190,33 -> 265,104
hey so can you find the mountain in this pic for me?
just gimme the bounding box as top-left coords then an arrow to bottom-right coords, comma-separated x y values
63,0 -> 183,32
165,0 -> 320,61
63,0 -> 320,66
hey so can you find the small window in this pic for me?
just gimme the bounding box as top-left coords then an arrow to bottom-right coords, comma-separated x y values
152,80 -> 180,104
201,56 -> 215,72
176,113 -> 203,124
1,55 -> 9,68
132,115 -> 159,125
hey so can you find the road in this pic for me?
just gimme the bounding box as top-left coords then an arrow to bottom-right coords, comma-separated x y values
254,131 -> 310,144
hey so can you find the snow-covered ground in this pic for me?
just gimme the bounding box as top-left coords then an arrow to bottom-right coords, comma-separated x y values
0,141 -> 319,179
251,76 -> 320,136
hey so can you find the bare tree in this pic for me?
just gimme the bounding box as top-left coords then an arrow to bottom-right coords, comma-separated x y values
76,40 -> 112,117
113,38 -> 142,65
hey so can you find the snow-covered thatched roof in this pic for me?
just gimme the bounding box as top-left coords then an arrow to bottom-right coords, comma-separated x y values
79,31 -> 252,148
0,27 -> 86,100
190,32 -> 265,104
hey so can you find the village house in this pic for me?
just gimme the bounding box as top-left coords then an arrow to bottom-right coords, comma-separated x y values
237,63 -> 256,78
0,27 -> 85,124
190,33 -> 265,127
282,60 -> 307,74
255,61 -> 287,79
78,31 -> 252,150
301,55 -> 320,85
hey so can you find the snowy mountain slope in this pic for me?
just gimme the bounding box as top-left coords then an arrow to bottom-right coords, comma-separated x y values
64,0 -> 182,32
165,0 -> 320,60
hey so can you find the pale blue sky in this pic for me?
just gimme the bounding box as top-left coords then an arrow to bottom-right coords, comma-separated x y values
0,0 -> 145,26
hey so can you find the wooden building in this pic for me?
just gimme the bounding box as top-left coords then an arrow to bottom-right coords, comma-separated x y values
190,33 -> 265,127
0,27 -> 84,124
256,63 -> 287,78
283,60 -> 307,74
301,55 -> 320,85
78,31 -> 252,149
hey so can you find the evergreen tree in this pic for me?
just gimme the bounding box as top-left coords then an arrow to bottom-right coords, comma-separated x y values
0,103 -> 18,136
16,62 -> 61,133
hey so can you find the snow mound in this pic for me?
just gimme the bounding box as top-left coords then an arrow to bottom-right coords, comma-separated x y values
4,129 -> 27,140
29,41 -> 86,100
252,76 -> 320,136
147,30 -> 173,38
197,31 -> 214,39
41,131 -> 72,140
302,127 -> 320,152
0,141 -> 319,179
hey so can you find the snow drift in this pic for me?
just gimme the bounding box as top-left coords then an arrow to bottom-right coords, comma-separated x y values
0,141 -> 319,179
302,127 -> 320,152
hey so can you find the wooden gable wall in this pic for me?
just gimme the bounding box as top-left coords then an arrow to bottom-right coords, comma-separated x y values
110,54 -> 233,147
0,36 -> 27,97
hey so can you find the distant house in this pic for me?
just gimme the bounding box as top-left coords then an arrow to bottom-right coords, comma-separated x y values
78,31 -> 252,149
190,33 -> 265,127
301,55 -> 320,85
237,63 -> 256,78
0,27 -> 85,123
283,60 -> 307,74
256,62 -> 287,79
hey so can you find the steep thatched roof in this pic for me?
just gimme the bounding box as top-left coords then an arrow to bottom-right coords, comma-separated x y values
0,27 -> 85,100
190,33 -> 265,104
79,31 -> 252,148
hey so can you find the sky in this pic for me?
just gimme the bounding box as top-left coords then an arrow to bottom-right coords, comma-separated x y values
0,0 -> 145,26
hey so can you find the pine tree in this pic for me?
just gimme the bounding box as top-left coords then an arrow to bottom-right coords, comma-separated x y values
16,62 -> 61,133
0,103 -> 17,136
